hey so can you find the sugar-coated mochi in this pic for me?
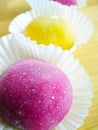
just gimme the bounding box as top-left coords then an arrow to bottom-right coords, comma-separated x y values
53,0 -> 77,6
23,16 -> 74,50
0,59 -> 72,130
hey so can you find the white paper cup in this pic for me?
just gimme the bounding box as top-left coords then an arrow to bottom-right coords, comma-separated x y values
26,0 -> 87,8
9,0 -> 93,52
0,34 -> 93,130
77,0 -> 87,8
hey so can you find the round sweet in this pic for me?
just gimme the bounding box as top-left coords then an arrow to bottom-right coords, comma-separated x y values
53,0 -> 77,6
0,59 -> 72,130
23,16 -> 75,50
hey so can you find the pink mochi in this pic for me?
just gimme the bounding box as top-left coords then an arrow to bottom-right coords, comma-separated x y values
0,59 -> 72,130
53,0 -> 77,6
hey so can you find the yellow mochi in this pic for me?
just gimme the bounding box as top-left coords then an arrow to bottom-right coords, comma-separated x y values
23,16 -> 75,50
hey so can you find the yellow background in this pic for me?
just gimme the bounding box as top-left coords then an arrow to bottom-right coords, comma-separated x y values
0,0 -> 98,130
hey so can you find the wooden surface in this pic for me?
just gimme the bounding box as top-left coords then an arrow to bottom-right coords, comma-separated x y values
0,0 -> 98,130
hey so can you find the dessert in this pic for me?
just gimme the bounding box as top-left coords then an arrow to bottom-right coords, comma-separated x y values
23,16 -> 74,50
9,0 -> 93,52
0,34 -> 93,130
53,0 -> 77,6
0,59 -> 72,130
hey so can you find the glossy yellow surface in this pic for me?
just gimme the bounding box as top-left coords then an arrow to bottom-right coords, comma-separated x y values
24,16 -> 74,50
0,0 -> 98,130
